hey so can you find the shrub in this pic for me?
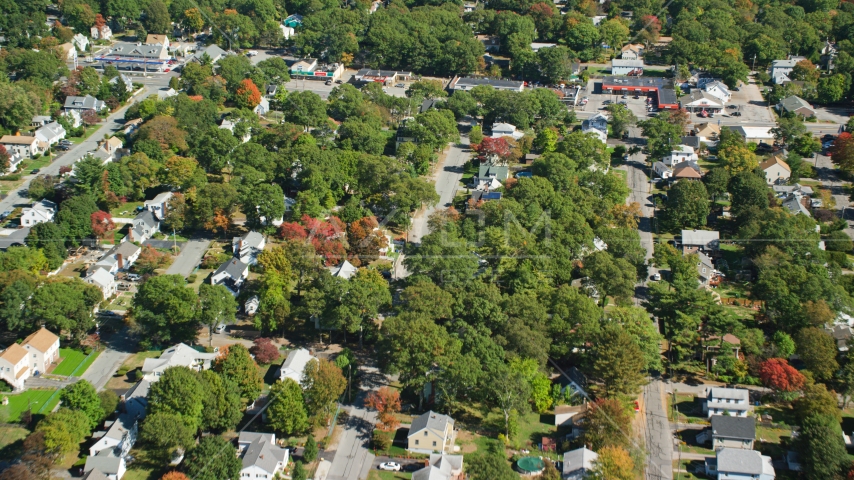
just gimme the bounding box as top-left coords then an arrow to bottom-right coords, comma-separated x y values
250,338 -> 280,364
372,431 -> 391,451
0,174 -> 21,181
187,274 -> 198,283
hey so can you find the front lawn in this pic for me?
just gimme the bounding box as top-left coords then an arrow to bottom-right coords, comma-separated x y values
668,393 -> 708,424
367,471 -> 413,480
106,351 -> 162,390
53,348 -> 100,376
1,389 -> 61,421
110,202 -> 144,218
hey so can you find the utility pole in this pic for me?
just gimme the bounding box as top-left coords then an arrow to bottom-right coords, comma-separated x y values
752,54 -> 757,73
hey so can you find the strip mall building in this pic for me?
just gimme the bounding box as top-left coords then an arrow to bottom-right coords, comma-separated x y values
601,76 -> 680,110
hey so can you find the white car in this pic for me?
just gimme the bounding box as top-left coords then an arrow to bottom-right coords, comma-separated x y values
651,272 -> 662,281
215,323 -> 227,334
247,50 -> 258,56
379,462 -> 401,471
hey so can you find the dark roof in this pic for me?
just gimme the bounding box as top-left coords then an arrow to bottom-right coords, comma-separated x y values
420,98 -> 441,113
681,136 -> 702,148
453,77 -> 524,89
134,209 -> 157,229
711,415 -> 755,440
215,258 -> 248,280
471,191 -> 502,202
601,76 -> 677,105
0,227 -> 30,250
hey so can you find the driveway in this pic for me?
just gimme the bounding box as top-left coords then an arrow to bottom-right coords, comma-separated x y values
164,238 -> 211,277
82,327 -> 137,391
326,366 -> 386,480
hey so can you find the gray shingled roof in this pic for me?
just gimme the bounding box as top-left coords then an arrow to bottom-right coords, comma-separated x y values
716,448 -> 763,475
711,415 -> 755,440
453,77 -> 524,89
134,209 -> 157,229
82,468 -> 110,480
241,436 -> 287,474
780,95 -> 813,113
215,258 -> 248,279
409,411 -> 454,438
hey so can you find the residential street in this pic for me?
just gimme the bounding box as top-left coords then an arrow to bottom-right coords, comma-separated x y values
325,366 -> 384,480
0,86 -> 150,214
82,328 -> 136,391
643,380 -> 673,480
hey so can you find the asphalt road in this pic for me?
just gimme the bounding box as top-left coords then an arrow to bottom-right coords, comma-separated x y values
164,238 -> 211,277
644,380 -> 674,480
326,366 -> 384,480
82,327 -> 137,391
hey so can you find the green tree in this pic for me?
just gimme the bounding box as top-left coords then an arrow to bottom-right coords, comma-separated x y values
184,436 -> 242,480
606,103 -> 637,138
589,324 -> 646,397
147,366 -> 205,432
139,412 -> 196,453
469,125 -> 484,145
333,269 -> 391,348
131,275 -> 199,346
817,74 -> 849,104
796,327 -> 839,382
36,408 -> 90,456
662,180 -> 710,231
0,82 -> 40,132
607,306 -> 663,371
98,390 -> 119,422
772,331 -> 796,358
27,280 -> 100,340
583,251 -> 637,306
26,222 -> 68,270
703,167 -> 730,202
799,414 -> 848,479
199,283 -> 238,348
55,194 -> 99,245
303,434 -> 318,462
588,445 -> 635,480
292,461 -> 307,480
484,363 -> 531,440
728,171 -> 769,217
267,379 -> 309,435
582,398 -> 632,450
143,0 -> 171,34
795,383 -> 842,424
199,370 -> 242,432
215,344 -> 263,402
302,358 -> 346,425
466,442 -> 518,480
59,380 -> 103,430
284,91 -> 327,129
406,80 -> 447,100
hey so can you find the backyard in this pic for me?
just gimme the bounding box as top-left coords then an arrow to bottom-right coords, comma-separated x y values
105,350 -> 162,390
53,348 -> 101,376
0,389 -> 61,421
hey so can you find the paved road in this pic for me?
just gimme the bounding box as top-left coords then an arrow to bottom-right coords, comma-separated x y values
164,238 -> 211,277
644,380 -> 673,480
82,328 -> 137,391
326,366 -> 385,480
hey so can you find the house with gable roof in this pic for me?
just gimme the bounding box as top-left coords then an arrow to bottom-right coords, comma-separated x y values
705,447 -> 775,479
413,454 -> 464,480
141,343 -> 218,381
704,387 -> 751,417
20,199 -> 57,227
759,155 -> 791,185
0,344 -> 31,390
211,258 -> 249,296
21,328 -> 60,375
237,432 -> 289,479
562,447 -> 598,480
408,411 -> 456,454
278,348 -> 317,384
233,231 -> 266,265
124,210 -> 159,243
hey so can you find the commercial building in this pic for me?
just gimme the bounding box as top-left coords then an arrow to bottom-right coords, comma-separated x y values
601,76 -> 679,110
449,76 -> 524,92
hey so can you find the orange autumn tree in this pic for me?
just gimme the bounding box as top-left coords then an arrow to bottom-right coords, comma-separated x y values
235,78 -> 261,109
365,386 -> 401,432
90,211 -> 115,238
161,472 -> 189,480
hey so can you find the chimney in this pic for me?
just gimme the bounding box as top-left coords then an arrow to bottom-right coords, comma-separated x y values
117,253 -> 123,269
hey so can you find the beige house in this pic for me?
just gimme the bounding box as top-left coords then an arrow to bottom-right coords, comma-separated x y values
408,411 -> 456,454
145,34 -> 170,47
0,135 -> 40,158
759,155 -> 791,185
22,328 -> 60,375
0,344 -> 30,391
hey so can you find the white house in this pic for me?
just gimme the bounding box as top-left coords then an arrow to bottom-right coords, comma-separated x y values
581,112 -> 608,134
730,126 -> 775,144
124,210 -> 159,243
329,260 -> 358,280
144,191 -> 173,221
58,43 -> 77,62
0,344 -> 31,391
530,42 -> 557,52
620,43 -> 644,60
681,90 -> 723,112
490,122 -> 524,140
278,348 -> 317,384
94,242 -> 142,273
245,295 -> 260,316
704,387 -> 751,417
34,122 -> 66,147
89,380 -> 148,460
413,455 -> 464,480
84,453 -> 126,480
72,33 -> 89,52
703,81 -> 731,104
253,97 -> 270,116
237,433 -> 289,480
759,155 -> 791,185
64,95 -> 107,113
90,24 -> 112,40
109,74 -> 134,93
85,268 -> 117,299
233,231 -> 266,265
705,448 -> 775,480
664,145 -> 699,166
21,328 -> 60,376
582,128 -> 607,144
141,343 -> 219,381
653,161 -> 673,179
611,59 -> 644,75
64,109 -> 83,128
771,59 -> 800,85
211,259 -> 249,296
0,135 -> 40,158
20,199 -> 57,227
562,447 -> 598,480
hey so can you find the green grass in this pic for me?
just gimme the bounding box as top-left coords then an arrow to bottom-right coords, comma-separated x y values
368,471 -> 413,480
676,430 -> 715,455
53,348 -> 100,376
0,389 -> 61,421
0,425 -> 29,452
674,459 -> 712,479
122,446 -> 165,480
20,155 -> 54,172
668,393 -> 708,424
110,202 -> 144,218
756,404 -> 798,427
68,126 -> 101,144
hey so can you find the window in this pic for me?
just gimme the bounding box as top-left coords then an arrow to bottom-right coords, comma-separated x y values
433,441 -> 437,447
415,440 -> 419,446
32,354 -> 36,358
424,432 -> 428,436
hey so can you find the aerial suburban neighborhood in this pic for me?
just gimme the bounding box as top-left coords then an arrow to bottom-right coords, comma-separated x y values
1,0 -> 854,480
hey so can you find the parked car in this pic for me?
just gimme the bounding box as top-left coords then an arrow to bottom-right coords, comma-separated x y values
395,83 -> 405,88
379,463 -> 401,471
30,169 -> 39,174
247,50 -> 258,56
651,272 -> 662,281
215,323 -> 227,334
335,79 -> 343,84
325,80 -> 332,85
126,273 -> 141,281
731,111 -> 742,116
0,211 -> 10,220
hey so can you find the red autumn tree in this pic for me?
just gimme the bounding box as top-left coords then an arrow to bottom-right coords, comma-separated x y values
279,215 -> 347,265
90,211 -> 115,238
365,386 -> 401,432
235,78 -> 261,109
82,109 -> 100,126
759,358 -> 806,393
474,137 -> 512,164
0,145 -> 9,172
94,14 -> 106,28
831,132 -> 854,173
249,338 -> 280,364
638,15 -> 662,45
278,221 -> 309,240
